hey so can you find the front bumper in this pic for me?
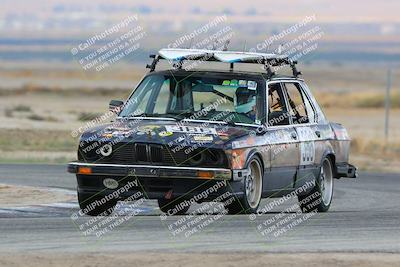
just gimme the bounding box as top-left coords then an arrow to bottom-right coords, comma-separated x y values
67,162 -> 232,180
68,162 -> 246,200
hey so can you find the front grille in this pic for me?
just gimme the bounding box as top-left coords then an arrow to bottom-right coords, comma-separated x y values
150,145 -> 163,163
79,141 -> 228,168
113,143 -> 135,163
163,147 -> 188,165
135,143 -> 148,162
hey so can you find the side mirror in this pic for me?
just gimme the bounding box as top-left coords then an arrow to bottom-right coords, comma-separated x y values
109,100 -> 124,114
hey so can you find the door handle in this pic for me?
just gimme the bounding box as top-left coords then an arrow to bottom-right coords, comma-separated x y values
315,130 -> 321,138
291,132 -> 297,140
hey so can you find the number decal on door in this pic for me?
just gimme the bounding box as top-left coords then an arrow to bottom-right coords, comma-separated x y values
300,141 -> 315,165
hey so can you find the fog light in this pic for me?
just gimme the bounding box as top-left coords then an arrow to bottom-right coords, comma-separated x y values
78,167 -> 92,174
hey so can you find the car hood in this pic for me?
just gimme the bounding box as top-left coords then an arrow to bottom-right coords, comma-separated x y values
80,118 -> 255,149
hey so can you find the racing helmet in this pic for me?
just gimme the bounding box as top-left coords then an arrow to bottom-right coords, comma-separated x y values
234,87 -> 256,114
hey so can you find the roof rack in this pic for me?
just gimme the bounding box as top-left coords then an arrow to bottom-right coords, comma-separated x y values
146,48 -> 301,78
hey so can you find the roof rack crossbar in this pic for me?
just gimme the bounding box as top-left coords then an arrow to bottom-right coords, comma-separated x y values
173,59 -> 184,70
146,54 -> 160,72
262,58 -> 275,78
289,60 -> 301,77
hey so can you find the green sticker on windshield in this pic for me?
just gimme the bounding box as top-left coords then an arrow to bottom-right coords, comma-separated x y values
222,80 -> 231,86
230,79 -> 238,86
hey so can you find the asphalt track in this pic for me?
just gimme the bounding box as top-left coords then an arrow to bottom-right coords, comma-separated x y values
0,163 -> 399,253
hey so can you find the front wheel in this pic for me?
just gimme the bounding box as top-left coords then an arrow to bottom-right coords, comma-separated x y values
298,157 -> 334,213
226,156 -> 263,214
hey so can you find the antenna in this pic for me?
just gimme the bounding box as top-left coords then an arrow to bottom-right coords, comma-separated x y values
243,40 -> 247,52
223,40 -> 230,51
265,43 -> 270,53
187,37 -> 194,49
277,44 -> 282,55
212,40 -> 220,50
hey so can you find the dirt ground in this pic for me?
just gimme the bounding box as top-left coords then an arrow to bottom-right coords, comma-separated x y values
0,252 -> 399,267
0,184 -> 74,207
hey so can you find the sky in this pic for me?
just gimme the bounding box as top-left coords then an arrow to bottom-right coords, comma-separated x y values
1,0 -> 400,23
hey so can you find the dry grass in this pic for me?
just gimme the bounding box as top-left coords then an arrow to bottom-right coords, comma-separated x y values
349,137 -> 400,172
0,84 -> 131,97
77,112 -> 103,122
351,137 -> 400,155
3,103 -> 59,122
12,104 -> 32,112
0,129 -> 76,152
314,91 -> 400,109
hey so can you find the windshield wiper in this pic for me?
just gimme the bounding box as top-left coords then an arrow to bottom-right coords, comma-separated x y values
165,111 -> 195,121
225,120 -> 237,127
127,112 -> 151,117
123,113 -> 177,120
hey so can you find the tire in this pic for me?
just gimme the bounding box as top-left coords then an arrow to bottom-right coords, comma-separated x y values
158,198 -> 190,215
78,192 -> 117,216
298,157 -> 334,213
226,156 -> 263,214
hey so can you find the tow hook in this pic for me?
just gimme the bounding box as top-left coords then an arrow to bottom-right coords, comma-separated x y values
165,189 -> 173,200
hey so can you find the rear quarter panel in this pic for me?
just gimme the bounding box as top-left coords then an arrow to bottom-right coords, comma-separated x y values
330,122 -> 351,163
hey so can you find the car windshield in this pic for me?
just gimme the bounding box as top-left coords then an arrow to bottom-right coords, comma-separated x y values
119,74 -> 262,125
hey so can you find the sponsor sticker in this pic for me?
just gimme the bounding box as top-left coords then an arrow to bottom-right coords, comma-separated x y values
112,130 -> 134,137
165,125 -> 217,135
138,125 -> 160,132
230,79 -> 238,86
192,135 -> 213,142
159,131 -> 173,137
247,81 -> 257,90
100,144 -> 113,157
102,133 -> 113,138
103,178 -> 119,189
222,80 -> 231,86
238,80 -> 247,87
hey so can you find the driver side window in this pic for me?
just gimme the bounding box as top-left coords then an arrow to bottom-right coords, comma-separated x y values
267,83 -> 290,126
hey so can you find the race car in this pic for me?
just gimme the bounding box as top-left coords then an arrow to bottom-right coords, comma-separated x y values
67,48 -> 357,216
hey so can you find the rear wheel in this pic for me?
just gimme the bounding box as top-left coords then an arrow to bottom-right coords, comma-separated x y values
78,192 -> 117,216
298,157 -> 334,213
158,198 -> 190,215
226,156 -> 263,214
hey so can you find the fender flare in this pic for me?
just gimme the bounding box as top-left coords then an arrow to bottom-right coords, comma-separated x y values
244,148 -> 265,171
320,149 -> 337,178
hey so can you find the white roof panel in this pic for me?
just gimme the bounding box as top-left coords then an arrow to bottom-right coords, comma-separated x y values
158,48 -> 289,63
158,48 -> 211,61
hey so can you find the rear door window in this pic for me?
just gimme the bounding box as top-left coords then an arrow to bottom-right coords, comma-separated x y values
283,82 -> 315,124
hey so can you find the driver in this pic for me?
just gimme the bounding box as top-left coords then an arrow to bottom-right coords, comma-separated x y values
234,87 -> 256,120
